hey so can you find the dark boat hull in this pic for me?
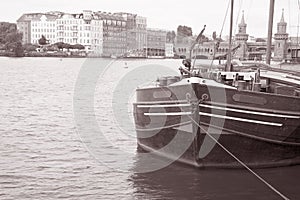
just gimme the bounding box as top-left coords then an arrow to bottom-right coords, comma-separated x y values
136,127 -> 300,168
134,82 -> 300,168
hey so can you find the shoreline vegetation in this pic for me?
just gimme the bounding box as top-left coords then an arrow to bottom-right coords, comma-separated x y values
0,22 -> 89,58
0,51 -> 86,58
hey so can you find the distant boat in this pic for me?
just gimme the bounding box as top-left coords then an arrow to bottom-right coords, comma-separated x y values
133,0 -> 300,168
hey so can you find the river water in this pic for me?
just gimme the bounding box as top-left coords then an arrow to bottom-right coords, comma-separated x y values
0,57 -> 299,200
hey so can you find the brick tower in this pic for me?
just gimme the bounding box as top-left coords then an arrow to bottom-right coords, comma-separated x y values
234,11 -> 249,60
273,9 -> 289,61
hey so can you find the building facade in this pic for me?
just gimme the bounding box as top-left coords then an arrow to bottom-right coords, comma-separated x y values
287,37 -> 300,62
246,39 -> 267,61
173,10 -> 300,62
17,15 -> 30,44
174,34 -> 231,60
56,11 -> 103,54
17,13 -> 58,45
95,12 -> 127,57
17,13 -> 38,44
115,13 -> 147,57
174,36 -> 193,58
165,43 -> 175,58
17,10 -> 147,57
31,14 -> 58,44
136,16 -> 147,51
146,28 -> 167,57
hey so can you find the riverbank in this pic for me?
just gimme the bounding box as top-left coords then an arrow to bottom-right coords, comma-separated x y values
0,51 -> 86,58
1,54 -> 299,71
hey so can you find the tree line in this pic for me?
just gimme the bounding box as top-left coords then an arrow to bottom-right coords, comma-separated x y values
167,25 -> 222,44
0,22 -> 24,56
0,23 -> 85,57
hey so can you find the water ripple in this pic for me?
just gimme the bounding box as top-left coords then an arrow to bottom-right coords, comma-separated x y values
0,58 -> 299,200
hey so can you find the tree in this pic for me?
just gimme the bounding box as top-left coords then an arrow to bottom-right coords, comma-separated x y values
5,41 -> 24,57
201,35 -> 209,42
62,43 -> 72,50
54,42 -> 64,50
53,42 -> 75,51
0,23 -> 24,56
166,31 -> 176,43
177,25 -> 193,37
5,32 -> 22,44
38,35 -> 48,45
0,22 -> 17,44
24,43 -> 38,52
72,44 -> 85,50
256,38 -> 266,42
46,45 -> 58,52
4,32 -> 24,57
14,42 -> 24,57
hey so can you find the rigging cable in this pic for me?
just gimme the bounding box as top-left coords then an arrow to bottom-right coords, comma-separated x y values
234,0 -> 243,34
219,0 -> 231,39
208,0 -> 231,71
297,0 -> 300,47
288,0 -> 292,35
246,0 -> 253,23
189,114 -> 290,200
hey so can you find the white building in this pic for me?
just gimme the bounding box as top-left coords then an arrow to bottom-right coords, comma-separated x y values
17,11 -> 103,54
114,13 -> 146,56
31,14 -> 57,44
136,16 -> 147,51
56,11 -> 103,54
17,10 -> 147,57
165,43 -> 174,58
17,13 -> 58,44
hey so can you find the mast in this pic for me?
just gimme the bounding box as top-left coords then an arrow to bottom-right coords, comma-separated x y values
225,0 -> 234,72
189,25 -> 206,72
266,0 -> 275,65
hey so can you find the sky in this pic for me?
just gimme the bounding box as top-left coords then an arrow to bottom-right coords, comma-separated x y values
1,0 -> 299,38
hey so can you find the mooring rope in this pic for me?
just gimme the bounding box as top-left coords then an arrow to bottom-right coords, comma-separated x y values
189,112 -> 290,200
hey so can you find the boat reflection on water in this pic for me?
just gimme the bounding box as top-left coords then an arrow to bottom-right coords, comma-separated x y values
129,153 -> 300,200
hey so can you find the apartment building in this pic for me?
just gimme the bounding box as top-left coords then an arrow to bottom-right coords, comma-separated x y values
31,14 -> 57,44
56,11 -> 103,54
17,13 -> 58,44
116,13 -> 147,55
94,11 -> 127,57
17,10 -> 147,57
146,28 -> 167,57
